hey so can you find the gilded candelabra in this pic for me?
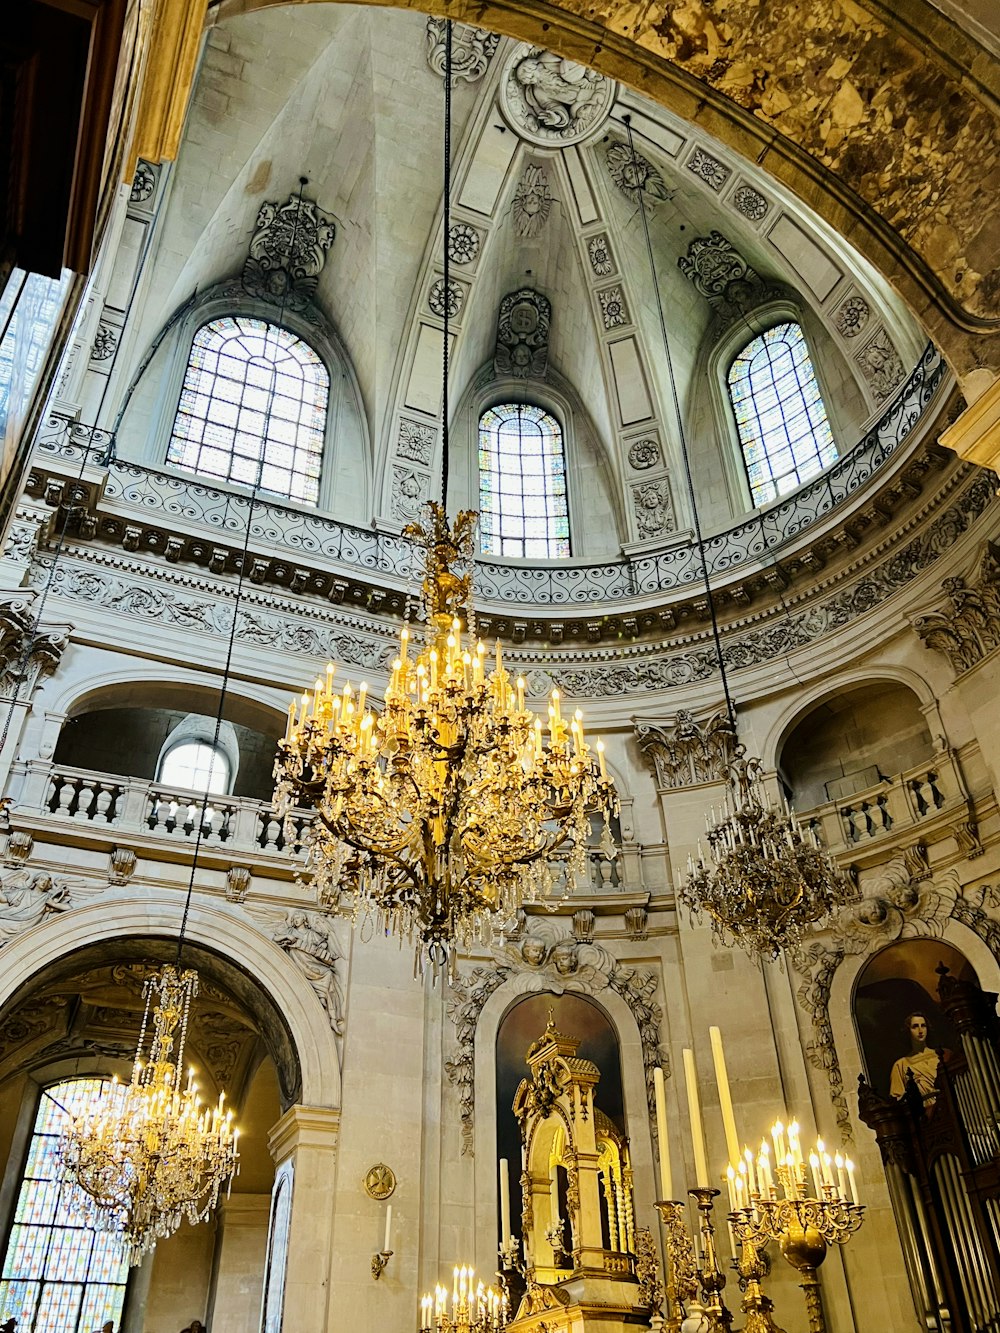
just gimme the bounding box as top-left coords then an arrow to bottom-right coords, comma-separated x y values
727,1131 -> 864,1333
420,1267 -> 508,1333
654,1189 -> 735,1333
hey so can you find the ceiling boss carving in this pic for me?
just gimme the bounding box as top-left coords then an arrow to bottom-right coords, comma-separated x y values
499,45 -> 616,146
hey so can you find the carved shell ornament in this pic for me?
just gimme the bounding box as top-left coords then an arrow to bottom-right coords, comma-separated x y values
499,44 -> 617,147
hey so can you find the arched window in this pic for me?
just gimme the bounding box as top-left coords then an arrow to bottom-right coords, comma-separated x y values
727,322 -> 837,506
158,740 -> 231,794
479,403 -> 570,558
0,1078 -> 127,1333
166,316 -> 329,505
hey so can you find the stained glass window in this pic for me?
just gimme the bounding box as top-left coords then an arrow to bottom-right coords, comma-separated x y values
479,403 -> 570,559
727,322 -> 837,507
166,316 -> 329,505
0,1079 -> 128,1333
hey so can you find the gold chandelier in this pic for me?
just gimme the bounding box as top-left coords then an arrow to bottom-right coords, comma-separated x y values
58,964 -> 240,1264
678,748 -> 844,958
275,502 -> 617,966
420,1265 -> 508,1333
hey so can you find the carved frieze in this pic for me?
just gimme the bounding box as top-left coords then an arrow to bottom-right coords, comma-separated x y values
511,164 -> 552,238
914,541 -> 1000,676
633,710 -> 737,789
425,18 -> 499,83
494,288 -> 551,380
499,46 -> 615,146
241,192 -> 336,310
447,924 -> 667,1154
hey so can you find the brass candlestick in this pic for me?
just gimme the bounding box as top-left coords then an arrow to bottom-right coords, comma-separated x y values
734,1237 -> 785,1333
655,1190 -> 734,1333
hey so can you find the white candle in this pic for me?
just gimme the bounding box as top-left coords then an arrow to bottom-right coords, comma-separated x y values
653,1066 -> 673,1200
384,1203 -> 392,1252
846,1157 -> 859,1205
499,1158 -> 512,1247
709,1027 -> 740,1166
682,1048 -> 710,1187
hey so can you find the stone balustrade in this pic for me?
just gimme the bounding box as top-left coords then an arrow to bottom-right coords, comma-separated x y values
803,749 -> 975,861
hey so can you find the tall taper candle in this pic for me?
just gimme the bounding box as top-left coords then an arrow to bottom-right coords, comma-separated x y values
499,1158 -> 512,1247
709,1026 -> 740,1166
682,1047 -> 710,1187
384,1203 -> 392,1252
653,1066 -> 673,1200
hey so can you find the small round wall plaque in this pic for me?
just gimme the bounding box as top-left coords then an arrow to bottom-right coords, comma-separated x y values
364,1163 -> 396,1200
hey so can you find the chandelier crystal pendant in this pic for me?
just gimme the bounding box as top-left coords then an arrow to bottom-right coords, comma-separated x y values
677,747 -> 844,959
275,503 -> 617,967
58,964 -> 240,1264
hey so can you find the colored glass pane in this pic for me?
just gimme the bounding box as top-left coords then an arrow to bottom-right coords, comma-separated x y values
166,317 -> 328,505
478,404 -> 571,558
727,322 -> 837,507
0,1079 -> 127,1333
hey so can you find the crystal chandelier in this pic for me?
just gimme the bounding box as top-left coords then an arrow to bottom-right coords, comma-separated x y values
58,965 -> 240,1264
273,24 -> 616,968
619,114 -> 845,959
420,1265 -> 509,1333
275,502 -> 617,966
677,746 -> 844,958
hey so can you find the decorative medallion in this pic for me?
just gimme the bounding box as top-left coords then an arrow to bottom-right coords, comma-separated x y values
428,278 -> 464,320
397,419 -> 434,467
425,18 -> 499,84
494,288 -> 551,380
90,323 -> 118,362
499,45 -> 616,147
130,161 -> 158,205
598,286 -> 629,329
686,147 -> 731,191
587,234 -> 614,277
511,164 -> 552,238
241,191 -> 336,310
605,143 -> 672,208
447,222 -> 480,265
364,1163 -> 397,1200
732,184 -> 768,221
836,295 -> 871,339
627,438 -> 660,471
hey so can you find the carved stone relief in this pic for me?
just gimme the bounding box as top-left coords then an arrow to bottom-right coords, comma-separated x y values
90,323 -> 118,362
587,234 -> 614,277
272,910 -> 345,1034
0,592 -> 69,698
2,521 -> 41,565
129,160 -> 158,204
107,847 -> 136,886
855,327 -> 906,402
914,541 -> 1000,676
678,231 -> 780,330
0,868 -> 72,942
627,438 -> 660,471
494,288 -> 551,380
687,147 -> 731,192
391,467 -> 429,523
633,710 -> 738,788
446,924 -> 667,1154
397,419 -> 435,467
788,859 -> 1000,1143
511,164 -> 552,238
428,278 -> 464,319
499,46 -> 616,146
835,295 -> 870,339
425,18 -> 500,83
605,143 -> 672,208
241,192 -> 336,310
732,184 -> 768,221
632,478 -> 675,540
448,222 -> 480,265
598,286 -> 629,329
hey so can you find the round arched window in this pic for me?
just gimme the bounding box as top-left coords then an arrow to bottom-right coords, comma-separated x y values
478,403 -> 570,558
158,740 -> 230,794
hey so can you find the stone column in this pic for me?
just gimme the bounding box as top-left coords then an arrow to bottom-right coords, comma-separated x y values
267,1104 -> 341,1332
207,1193 -> 271,1333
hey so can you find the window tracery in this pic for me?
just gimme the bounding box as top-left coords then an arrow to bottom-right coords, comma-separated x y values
166,316 -> 329,505
727,322 -> 837,506
478,403 -> 570,558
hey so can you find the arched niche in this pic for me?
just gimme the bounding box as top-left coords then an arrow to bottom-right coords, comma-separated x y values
495,993 -> 624,1249
777,679 -> 934,808
853,938 -> 979,1102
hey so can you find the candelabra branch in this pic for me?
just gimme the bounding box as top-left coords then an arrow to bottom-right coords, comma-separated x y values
372,1249 -> 392,1280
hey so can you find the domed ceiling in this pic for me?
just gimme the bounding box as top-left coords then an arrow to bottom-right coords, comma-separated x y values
117,3 -> 927,548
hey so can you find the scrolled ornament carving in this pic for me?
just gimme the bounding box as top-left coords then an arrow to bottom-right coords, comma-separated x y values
499,45 -> 616,146
425,18 -> 499,84
494,288 -> 550,380
241,191 -> 336,310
